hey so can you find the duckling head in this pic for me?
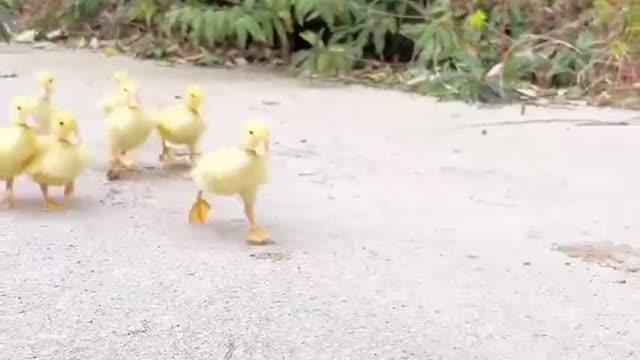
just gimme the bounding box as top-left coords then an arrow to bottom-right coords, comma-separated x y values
35,70 -> 56,97
113,70 -> 129,86
185,85 -> 205,111
119,80 -> 140,109
10,97 -> 37,128
243,120 -> 270,156
51,110 -> 80,145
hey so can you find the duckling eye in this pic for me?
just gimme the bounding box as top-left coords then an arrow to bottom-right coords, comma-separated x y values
16,106 -> 21,110
249,130 -> 254,135
59,121 -> 64,126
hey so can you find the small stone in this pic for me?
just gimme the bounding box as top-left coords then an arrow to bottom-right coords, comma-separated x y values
615,279 -> 627,284
89,37 -> 99,49
481,129 -> 487,135
46,29 -> 64,40
233,57 -> 248,66
523,261 -> 531,266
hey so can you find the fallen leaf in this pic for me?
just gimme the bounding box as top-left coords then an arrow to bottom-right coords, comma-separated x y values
14,29 -> 37,43
103,45 -> 120,57
89,37 -> 99,50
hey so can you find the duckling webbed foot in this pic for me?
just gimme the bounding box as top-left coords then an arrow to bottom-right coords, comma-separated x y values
0,179 -> 15,208
119,152 -> 135,170
40,184 -> 66,211
188,191 -> 211,224
64,182 -> 75,199
247,225 -> 270,245
45,198 -> 67,210
159,142 -> 175,168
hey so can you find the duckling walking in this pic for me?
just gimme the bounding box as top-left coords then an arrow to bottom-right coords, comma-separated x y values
26,110 -> 88,210
101,70 -> 131,115
31,70 -> 57,135
155,85 -> 206,168
104,80 -> 154,180
189,120 -> 271,244
0,97 -> 39,208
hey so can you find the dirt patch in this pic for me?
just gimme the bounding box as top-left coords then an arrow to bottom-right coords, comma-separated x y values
555,241 -> 640,273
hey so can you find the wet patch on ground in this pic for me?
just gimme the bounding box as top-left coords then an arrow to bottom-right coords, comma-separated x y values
555,241 -> 640,273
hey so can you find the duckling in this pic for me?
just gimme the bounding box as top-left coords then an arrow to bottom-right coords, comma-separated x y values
105,80 -> 154,180
101,70 -> 131,115
189,120 -> 271,244
0,97 -> 39,208
156,85 -> 206,167
26,110 -> 88,210
31,70 -> 57,134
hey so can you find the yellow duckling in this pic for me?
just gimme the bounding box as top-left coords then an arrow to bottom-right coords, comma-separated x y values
156,85 -> 206,167
105,80 -> 154,180
189,120 -> 271,244
101,70 -> 131,115
26,110 -> 88,210
31,70 -> 57,134
0,97 -> 39,208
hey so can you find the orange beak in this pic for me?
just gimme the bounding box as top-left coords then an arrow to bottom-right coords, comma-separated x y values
253,141 -> 267,156
64,130 -> 80,145
25,115 -> 38,128
128,94 -> 139,108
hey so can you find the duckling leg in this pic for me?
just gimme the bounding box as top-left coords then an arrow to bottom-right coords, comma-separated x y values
0,178 -> 15,208
107,153 -> 124,180
188,190 -> 211,224
64,181 -> 75,199
119,151 -> 135,169
159,140 -> 175,168
241,189 -> 270,245
40,184 -> 66,210
179,144 -> 200,180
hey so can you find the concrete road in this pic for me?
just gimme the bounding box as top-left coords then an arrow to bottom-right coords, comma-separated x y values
1,45 -> 640,360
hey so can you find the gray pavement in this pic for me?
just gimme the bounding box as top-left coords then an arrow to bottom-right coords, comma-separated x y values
1,45 -> 640,360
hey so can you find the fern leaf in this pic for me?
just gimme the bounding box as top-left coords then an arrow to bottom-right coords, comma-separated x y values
258,14 -> 275,45
192,12 -> 204,46
294,0 -> 315,24
236,17 -> 249,49
373,24 -> 385,57
242,15 -> 267,43
203,10 -> 217,47
274,19 -> 289,50
299,30 -> 319,46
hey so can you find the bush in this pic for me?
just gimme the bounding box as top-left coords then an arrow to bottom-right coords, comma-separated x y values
9,0 -> 640,104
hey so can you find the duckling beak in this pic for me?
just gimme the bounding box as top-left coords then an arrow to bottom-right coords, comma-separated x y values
38,86 -> 48,98
253,141 -> 267,156
64,131 -> 80,145
128,94 -> 139,109
25,115 -> 37,128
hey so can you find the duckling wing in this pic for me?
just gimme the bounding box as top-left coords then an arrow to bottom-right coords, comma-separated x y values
0,127 -> 21,155
191,148 -> 252,193
156,107 -> 190,138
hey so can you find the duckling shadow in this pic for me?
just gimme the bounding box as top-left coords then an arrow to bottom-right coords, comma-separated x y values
7,195 -> 96,215
95,163 -> 193,182
184,219 -> 275,247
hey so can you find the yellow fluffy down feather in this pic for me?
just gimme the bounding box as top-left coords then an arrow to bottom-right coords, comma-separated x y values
190,120 -> 270,196
26,111 -> 89,186
191,147 -> 269,195
0,97 -> 39,179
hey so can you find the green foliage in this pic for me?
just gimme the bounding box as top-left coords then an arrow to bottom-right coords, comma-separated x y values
16,0 -> 640,104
